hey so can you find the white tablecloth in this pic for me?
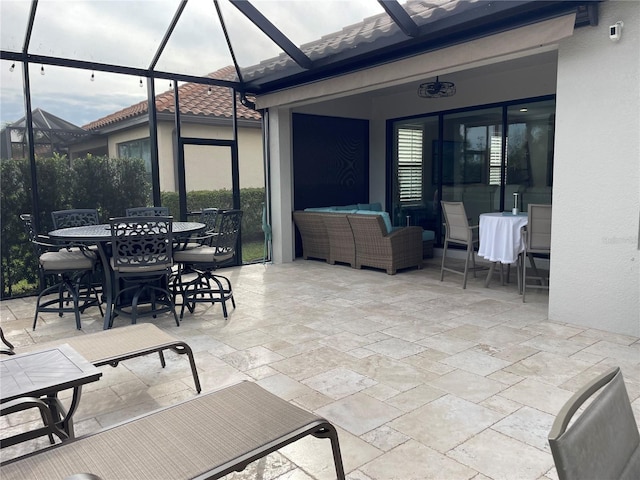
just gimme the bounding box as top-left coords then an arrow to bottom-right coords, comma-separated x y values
478,213 -> 528,264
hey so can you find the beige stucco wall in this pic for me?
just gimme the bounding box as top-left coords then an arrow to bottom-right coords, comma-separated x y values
551,0 -> 640,337
103,121 -> 263,193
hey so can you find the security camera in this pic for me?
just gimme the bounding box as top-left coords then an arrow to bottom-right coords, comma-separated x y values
609,21 -> 623,41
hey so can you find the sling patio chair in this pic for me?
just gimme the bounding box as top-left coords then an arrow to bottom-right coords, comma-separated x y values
548,366 -> 639,480
440,201 -> 483,289
521,203 -> 552,302
0,381 -> 345,479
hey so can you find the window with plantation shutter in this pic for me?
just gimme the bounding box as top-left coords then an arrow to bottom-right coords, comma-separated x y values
397,127 -> 423,203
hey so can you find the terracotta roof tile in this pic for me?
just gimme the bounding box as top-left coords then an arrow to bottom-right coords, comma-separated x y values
84,66 -> 260,131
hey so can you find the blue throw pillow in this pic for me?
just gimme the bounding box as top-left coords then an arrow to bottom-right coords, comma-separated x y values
334,204 -> 358,211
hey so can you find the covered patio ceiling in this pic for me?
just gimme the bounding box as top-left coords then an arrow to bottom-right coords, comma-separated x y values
1,0 -> 599,97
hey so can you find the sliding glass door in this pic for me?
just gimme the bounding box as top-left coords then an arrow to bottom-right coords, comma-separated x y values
441,107 -> 502,227
389,96 -> 555,245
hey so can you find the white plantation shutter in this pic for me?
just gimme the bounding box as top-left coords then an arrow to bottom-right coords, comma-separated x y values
489,135 -> 502,185
397,128 -> 423,202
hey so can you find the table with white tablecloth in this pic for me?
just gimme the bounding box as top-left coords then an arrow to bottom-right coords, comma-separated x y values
478,212 -> 528,287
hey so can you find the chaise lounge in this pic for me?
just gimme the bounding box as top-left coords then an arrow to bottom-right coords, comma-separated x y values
0,381 -> 345,480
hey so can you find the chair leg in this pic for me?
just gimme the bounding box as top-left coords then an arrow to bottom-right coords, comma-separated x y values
522,252 -> 527,302
440,240 -> 448,282
462,243 -> 472,289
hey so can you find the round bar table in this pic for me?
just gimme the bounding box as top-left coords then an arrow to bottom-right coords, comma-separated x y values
49,222 -> 205,329
478,212 -> 528,288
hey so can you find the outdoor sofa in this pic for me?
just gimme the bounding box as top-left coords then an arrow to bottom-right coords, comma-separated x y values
293,203 -> 429,274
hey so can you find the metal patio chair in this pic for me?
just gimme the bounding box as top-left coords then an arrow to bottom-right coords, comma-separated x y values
51,209 -> 100,229
173,209 -> 242,319
109,216 -> 179,327
125,206 -> 170,217
21,214 -> 102,331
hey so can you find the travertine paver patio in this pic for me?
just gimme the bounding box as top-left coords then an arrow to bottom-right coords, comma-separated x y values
1,258 -> 639,479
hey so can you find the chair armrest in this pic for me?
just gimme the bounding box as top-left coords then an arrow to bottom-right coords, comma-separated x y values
0,397 -> 55,421
386,226 -> 423,245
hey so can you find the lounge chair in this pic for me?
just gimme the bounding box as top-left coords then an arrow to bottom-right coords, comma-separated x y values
19,323 -> 201,393
0,381 -> 345,479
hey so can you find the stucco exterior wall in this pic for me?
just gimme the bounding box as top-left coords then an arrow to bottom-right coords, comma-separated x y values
551,0 -> 640,336
103,121 -> 263,193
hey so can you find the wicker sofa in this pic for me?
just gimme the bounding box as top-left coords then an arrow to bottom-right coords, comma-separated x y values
293,207 -> 425,274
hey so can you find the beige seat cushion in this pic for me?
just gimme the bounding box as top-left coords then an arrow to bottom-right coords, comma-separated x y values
39,250 -> 95,271
173,246 -> 233,264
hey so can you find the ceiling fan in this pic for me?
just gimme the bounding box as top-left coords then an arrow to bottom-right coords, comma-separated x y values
417,76 -> 456,98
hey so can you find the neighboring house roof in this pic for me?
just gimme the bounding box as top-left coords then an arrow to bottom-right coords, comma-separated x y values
10,108 -> 86,133
84,66 -> 261,131
4,107 -> 93,145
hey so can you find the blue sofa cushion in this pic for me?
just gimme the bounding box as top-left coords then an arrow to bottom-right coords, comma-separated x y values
304,207 -> 336,212
334,204 -> 358,211
355,210 -> 393,234
422,230 -> 435,242
357,202 -> 383,211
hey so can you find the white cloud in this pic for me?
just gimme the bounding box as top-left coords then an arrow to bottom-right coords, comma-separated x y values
1,0 -> 384,125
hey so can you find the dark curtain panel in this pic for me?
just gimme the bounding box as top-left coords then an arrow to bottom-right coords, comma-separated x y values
292,113 -> 369,256
292,113 -> 369,209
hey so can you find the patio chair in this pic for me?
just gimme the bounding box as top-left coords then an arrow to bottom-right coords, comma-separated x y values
51,209 -> 100,229
177,208 -> 220,251
6,324 -> 201,394
51,208 -> 103,289
21,214 -> 103,330
548,366 -> 640,480
109,216 -> 179,327
125,206 -> 170,217
521,204 -> 551,302
346,213 -> 422,274
0,381 -> 345,479
0,326 -> 15,355
440,201 -> 481,289
173,209 -> 242,319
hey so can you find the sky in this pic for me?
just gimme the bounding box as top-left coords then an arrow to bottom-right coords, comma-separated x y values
0,0 -> 384,127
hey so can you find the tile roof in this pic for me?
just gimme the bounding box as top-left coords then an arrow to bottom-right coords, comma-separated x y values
84,66 -> 261,131
242,0 -> 476,81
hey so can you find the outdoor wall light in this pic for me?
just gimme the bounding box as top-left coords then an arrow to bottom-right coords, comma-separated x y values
139,78 -> 143,88
9,63 -> 15,72
208,86 -> 212,95
91,72 -> 95,82
40,65 -> 45,75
